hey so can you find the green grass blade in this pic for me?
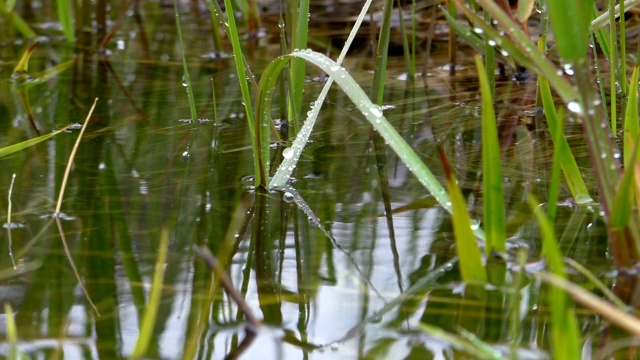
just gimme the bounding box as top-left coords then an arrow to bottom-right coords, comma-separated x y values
528,196 -> 581,360
475,55 -> 505,254
0,125 -> 72,158
609,0 -> 618,134
289,0 -> 311,133
545,0 -> 591,62
218,0 -> 261,183
610,135 -> 640,230
259,50 -> 485,240
547,109 -> 562,221
269,0 -> 374,187
0,0 -> 37,39
174,1 -> 198,126
624,66 -> 639,168
441,7 -> 514,68
371,0 -> 394,104
437,148 -> 487,282
454,0 -> 576,103
539,66 -> 592,203
56,0 -> 75,42
5,304 -> 18,360
131,227 -> 170,358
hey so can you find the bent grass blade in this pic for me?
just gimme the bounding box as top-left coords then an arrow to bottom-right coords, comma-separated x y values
259,50 -> 486,240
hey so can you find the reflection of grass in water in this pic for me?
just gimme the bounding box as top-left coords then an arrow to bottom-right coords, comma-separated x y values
6,0 -> 640,358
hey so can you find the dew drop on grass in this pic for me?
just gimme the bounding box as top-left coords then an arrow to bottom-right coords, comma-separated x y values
282,147 -> 293,159
283,192 -> 294,203
567,101 -> 583,115
369,105 -> 383,117
182,75 -> 188,87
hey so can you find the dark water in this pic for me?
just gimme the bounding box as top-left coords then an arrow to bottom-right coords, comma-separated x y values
0,4 -> 617,359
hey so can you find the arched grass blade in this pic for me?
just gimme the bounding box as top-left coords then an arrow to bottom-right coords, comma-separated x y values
257,50 -> 488,238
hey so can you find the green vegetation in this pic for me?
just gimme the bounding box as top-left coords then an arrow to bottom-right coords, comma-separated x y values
3,0 -> 640,358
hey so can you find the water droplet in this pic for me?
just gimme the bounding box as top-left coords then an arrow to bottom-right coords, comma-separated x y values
282,148 -> 293,159
283,192 -> 294,203
369,105 -> 382,117
182,75 -> 188,87
567,101 -> 583,115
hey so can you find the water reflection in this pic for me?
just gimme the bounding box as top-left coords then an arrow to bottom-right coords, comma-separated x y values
0,5 -> 617,360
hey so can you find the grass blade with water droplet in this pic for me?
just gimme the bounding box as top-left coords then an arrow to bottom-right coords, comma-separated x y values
538,56 -> 592,203
259,50 -> 488,239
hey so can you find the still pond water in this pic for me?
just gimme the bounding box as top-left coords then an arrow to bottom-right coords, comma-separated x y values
0,3 -> 616,360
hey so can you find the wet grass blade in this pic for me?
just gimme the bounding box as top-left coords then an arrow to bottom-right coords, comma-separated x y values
258,51 -> 490,238
269,0 -> 373,188
438,148 -> 486,283
475,55 -> 505,254
624,66 -> 639,169
289,0 -> 311,133
217,0 -> 261,183
131,226 -> 170,358
608,0 -> 618,133
56,0 -> 75,42
174,0 -> 198,125
538,61 -> 592,203
0,124 -> 72,158
528,196 -> 581,360
454,0 -> 576,103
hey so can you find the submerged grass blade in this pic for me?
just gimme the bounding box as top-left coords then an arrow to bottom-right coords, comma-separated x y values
258,51 -> 489,238
132,227 -> 170,358
529,196 -> 581,359
475,55 -> 505,254
437,148 -> 486,283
